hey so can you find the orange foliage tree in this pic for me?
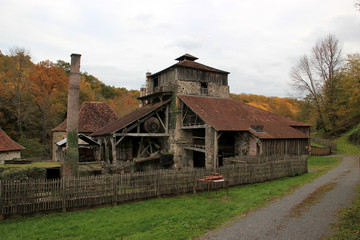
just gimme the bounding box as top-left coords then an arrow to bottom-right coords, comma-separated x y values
29,60 -> 68,146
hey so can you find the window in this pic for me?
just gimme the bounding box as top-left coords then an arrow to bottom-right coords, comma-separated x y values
200,82 -> 208,94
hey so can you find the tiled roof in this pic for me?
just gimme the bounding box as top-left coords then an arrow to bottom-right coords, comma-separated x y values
91,100 -> 170,136
178,95 -> 310,139
52,102 -> 119,133
0,129 -> 25,152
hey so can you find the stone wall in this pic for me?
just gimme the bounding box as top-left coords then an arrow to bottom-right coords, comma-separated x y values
234,132 -> 250,156
205,125 -> 215,169
52,131 -> 67,161
0,151 -> 21,163
176,80 -> 229,98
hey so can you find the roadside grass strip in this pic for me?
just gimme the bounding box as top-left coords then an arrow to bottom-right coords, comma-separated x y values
327,184 -> 360,240
289,182 -> 337,218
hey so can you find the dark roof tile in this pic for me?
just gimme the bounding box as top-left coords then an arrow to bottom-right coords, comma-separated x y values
52,102 -> 119,133
0,129 -> 25,152
179,95 -> 310,139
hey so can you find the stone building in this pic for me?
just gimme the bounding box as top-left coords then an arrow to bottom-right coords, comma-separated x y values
91,54 -> 311,170
0,128 -> 25,163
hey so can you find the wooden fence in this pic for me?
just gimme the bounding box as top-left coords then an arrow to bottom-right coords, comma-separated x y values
312,137 -> 337,152
0,155 -> 307,219
311,146 -> 332,156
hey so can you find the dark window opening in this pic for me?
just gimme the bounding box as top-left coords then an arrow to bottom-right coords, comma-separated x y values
200,82 -> 208,94
79,148 -> 95,162
153,77 -> 159,90
218,131 -> 235,158
193,151 -> 205,168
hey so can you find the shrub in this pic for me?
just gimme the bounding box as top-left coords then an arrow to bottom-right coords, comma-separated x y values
349,129 -> 360,145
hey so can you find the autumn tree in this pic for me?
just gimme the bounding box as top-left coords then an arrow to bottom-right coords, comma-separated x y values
0,47 -> 34,139
336,54 -> 360,127
29,60 -> 68,151
290,34 -> 343,131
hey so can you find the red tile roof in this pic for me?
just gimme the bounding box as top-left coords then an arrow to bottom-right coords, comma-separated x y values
178,95 -> 310,139
91,100 -> 170,136
0,129 -> 25,152
52,102 -> 119,133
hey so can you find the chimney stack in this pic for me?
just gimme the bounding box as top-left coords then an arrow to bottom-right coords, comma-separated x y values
64,53 -> 81,177
146,72 -> 151,95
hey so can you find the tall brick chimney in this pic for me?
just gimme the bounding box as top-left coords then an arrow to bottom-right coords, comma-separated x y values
64,53 -> 81,177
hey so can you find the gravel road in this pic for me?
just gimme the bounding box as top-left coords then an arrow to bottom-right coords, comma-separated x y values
201,155 -> 360,240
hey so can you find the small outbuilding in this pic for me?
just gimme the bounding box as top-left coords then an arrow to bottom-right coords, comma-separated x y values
0,128 -> 25,163
52,101 -> 119,162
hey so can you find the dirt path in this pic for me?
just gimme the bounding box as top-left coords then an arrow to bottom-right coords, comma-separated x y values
201,155 -> 360,240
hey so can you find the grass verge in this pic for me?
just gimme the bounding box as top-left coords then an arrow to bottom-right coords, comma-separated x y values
334,124 -> 360,156
0,156 -> 340,240
327,184 -> 360,240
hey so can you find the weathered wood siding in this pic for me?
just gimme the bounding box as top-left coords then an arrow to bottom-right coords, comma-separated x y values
261,139 -> 309,156
177,67 -> 227,86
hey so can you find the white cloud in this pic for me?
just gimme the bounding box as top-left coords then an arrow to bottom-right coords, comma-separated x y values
0,0 -> 359,97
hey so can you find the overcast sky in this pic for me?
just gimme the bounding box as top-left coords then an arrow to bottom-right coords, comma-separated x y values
1,0 -> 359,97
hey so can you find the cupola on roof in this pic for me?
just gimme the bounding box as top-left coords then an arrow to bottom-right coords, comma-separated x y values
175,53 -> 198,62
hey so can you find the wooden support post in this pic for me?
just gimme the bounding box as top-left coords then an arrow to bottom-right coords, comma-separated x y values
165,104 -> 169,133
62,178 -> 66,213
0,180 -> 4,220
111,137 -> 117,164
104,139 -> 110,164
113,175 -> 118,206
214,131 -> 218,168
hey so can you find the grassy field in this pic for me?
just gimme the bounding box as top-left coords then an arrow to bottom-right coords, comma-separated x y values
334,124 -> 360,156
0,156 -> 340,240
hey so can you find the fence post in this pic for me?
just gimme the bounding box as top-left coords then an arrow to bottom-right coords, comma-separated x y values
0,180 -> 3,220
156,171 -> 160,197
193,170 -> 197,194
62,178 -> 66,213
113,175 -> 118,206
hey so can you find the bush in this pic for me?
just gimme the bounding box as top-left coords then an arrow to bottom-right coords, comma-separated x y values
18,137 -> 47,158
349,129 -> 360,145
0,167 -> 47,180
1,168 -> 29,181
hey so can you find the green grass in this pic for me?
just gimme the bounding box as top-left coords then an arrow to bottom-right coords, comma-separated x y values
310,141 -> 327,147
328,184 -> 360,240
0,156 -> 340,240
334,124 -> 360,155
0,161 -> 61,169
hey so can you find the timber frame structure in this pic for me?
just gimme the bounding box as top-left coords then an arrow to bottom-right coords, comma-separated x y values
90,54 -> 311,170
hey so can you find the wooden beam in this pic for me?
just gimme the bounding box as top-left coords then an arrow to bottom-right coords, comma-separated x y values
116,136 -> 125,145
165,104 -> 169,133
114,133 -> 169,137
184,146 -> 206,153
181,124 -> 206,129
214,130 -> 218,168
156,112 -> 166,131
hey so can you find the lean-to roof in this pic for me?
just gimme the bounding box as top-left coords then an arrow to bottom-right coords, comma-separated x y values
178,95 -> 310,139
91,100 -> 170,136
